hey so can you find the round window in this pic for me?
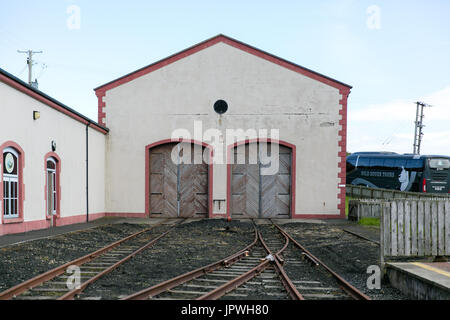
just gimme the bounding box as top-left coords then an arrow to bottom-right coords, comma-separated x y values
213,100 -> 228,114
5,153 -> 14,173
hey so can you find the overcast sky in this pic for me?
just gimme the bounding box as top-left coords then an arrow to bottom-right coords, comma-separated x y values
1,0 -> 449,156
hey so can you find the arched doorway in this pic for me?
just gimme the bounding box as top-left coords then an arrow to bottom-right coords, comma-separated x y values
229,141 -> 293,219
147,141 -> 210,218
45,156 -> 60,226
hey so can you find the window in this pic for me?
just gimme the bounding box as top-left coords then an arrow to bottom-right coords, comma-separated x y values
406,159 -> 425,170
346,157 -> 357,172
394,159 -> 407,168
3,148 -> 19,219
429,158 -> 450,169
369,158 -> 384,168
46,158 -> 57,216
357,157 -> 370,167
383,158 -> 396,168
213,100 -> 228,114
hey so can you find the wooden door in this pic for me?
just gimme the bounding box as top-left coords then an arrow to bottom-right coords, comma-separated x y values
231,144 -> 260,218
231,143 -> 291,219
179,144 -> 208,217
260,145 -> 291,218
149,143 -> 208,218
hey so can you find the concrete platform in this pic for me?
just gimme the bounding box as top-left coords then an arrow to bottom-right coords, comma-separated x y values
386,261 -> 450,300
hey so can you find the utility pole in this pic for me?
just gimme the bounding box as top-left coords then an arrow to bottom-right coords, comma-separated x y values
17,49 -> 42,87
413,101 -> 431,155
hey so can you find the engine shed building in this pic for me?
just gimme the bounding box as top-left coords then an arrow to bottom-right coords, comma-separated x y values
0,34 -> 351,235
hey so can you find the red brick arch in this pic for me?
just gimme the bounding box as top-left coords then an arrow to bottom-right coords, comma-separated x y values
145,138 -> 214,218
226,138 -> 296,219
44,152 -> 61,224
0,141 -> 25,225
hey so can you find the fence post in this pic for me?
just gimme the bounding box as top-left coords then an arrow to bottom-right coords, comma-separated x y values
445,200 -> 450,256
438,201 -> 445,256
411,200 -> 418,256
431,201 -> 438,256
418,200 -> 425,256
391,201 -> 398,256
380,202 -> 386,274
404,200 -> 411,256
424,201 -> 432,256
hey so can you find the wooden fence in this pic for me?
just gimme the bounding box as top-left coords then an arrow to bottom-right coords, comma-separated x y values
348,200 -> 382,221
346,184 -> 450,201
380,200 -> 450,267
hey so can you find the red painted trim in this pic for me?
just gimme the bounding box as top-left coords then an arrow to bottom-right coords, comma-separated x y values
0,73 -> 108,135
56,212 -> 105,227
0,212 -> 182,236
0,212 -> 106,236
145,139 -> 214,218
94,34 -> 352,126
337,88 -> 350,219
226,139 -> 296,220
292,214 -> 347,219
0,141 -> 25,225
105,212 -> 147,218
96,90 -> 106,126
44,152 -> 61,224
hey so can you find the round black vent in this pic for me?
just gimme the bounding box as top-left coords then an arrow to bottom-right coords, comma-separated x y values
213,100 -> 228,114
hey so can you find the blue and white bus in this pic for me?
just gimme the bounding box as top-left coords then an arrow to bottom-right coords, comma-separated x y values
346,152 -> 450,194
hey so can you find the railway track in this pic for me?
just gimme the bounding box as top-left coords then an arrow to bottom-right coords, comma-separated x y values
125,220 -> 370,301
0,219 -> 182,300
1,219 -> 370,301
269,223 -> 370,300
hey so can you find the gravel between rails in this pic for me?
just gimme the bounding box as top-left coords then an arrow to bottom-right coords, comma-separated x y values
280,223 -> 409,300
259,224 -> 353,300
0,223 -> 151,292
79,219 -> 255,300
0,220 -> 413,300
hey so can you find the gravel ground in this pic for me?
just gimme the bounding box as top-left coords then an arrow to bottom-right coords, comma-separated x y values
0,223 -> 150,291
0,219 -> 412,300
258,224 -> 353,300
79,219 -> 255,300
281,222 -> 409,300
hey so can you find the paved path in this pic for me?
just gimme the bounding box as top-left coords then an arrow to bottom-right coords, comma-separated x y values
0,217 -> 124,248
341,224 -> 380,244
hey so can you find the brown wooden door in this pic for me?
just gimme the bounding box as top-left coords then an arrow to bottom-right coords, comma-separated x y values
231,143 -> 291,219
179,144 -> 208,217
149,143 -> 208,218
231,144 -> 260,218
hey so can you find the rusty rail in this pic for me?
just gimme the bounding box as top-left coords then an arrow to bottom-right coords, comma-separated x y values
0,219 -> 171,300
124,225 -> 259,300
196,253 -> 270,300
59,221 -> 181,300
257,229 -> 304,300
273,223 -> 371,300
198,227 -> 304,301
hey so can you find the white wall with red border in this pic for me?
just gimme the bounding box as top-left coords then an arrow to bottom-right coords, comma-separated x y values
0,80 -> 106,236
96,38 -> 349,219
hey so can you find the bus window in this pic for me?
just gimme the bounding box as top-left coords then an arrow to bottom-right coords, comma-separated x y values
406,159 -> 424,170
370,158 -> 384,168
347,158 -> 356,172
394,159 -> 407,168
429,158 -> 450,169
384,158 -> 396,168
358,157 -> 370,167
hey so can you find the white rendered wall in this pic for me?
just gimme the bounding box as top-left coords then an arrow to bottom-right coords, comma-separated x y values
103,42 -> 342,216
0,81 -> 106,223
